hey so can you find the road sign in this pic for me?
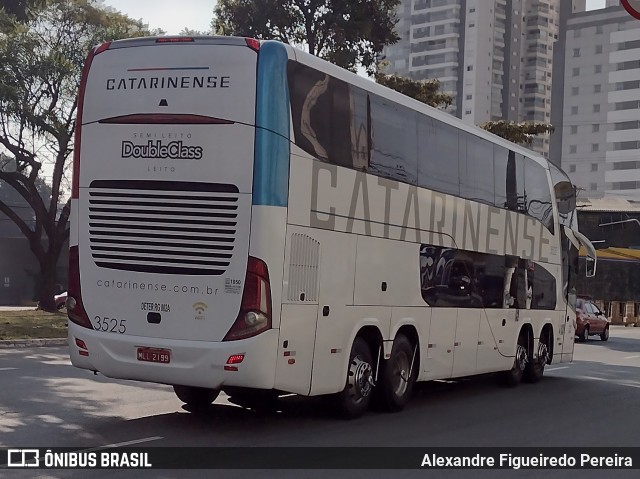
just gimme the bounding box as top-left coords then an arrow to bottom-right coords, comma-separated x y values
622,0 -> 640,20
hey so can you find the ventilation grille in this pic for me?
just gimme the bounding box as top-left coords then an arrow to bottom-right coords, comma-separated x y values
287,233 -> 320,302
88,180 -> 239,275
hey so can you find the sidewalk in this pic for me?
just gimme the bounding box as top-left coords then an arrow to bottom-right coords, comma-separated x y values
0,306 -> 37,312
0,338 -> 67,349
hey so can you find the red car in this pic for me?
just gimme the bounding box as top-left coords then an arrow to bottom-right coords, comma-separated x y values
54,291 -> 67,310
575,298 -> 610,342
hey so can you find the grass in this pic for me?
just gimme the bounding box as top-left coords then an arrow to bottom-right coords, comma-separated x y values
0,309 -> 67,340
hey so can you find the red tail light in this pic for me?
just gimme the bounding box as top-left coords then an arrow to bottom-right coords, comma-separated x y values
245,38 -> 260,51
67,246 -> 92,329
223,257 -> 272,341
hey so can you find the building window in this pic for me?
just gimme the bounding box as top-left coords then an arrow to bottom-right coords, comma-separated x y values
595,65 -> 602,74
467,65 -> 473,71
592,144 -> 599,152
594,84 -> 601,93
569,164 -> 576,172
593,124 -> 600,132
595,45 -> 603,54
572,67 -> 580,76
570,145 -> 577,154
570,125 -> 578,134
571,106 -> 579,115
469,7 -> 475,12
596,25 -> 603,34
466,94 -> 472,100
591,163 -> 598,171
590,183 -> 597,191
572,86 -> 579,95
574,28 -> 581,38
593,104 -> 601,113
573,48 -> 580,57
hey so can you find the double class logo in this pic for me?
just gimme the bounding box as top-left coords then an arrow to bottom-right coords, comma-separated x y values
121,140 -> 202,160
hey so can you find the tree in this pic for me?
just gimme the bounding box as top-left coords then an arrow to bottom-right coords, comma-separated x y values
0,0 -> 155,310
214,0 -> 400,75
375,73 -> 453,109
480,120 -> 555,146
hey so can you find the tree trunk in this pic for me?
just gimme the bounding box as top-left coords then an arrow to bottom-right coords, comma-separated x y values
37,256 -> 59,312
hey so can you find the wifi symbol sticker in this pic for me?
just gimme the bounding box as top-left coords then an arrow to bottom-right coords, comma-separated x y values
193,302 -> 207,319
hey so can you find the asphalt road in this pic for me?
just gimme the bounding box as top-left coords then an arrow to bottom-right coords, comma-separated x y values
1,326 -> 639,479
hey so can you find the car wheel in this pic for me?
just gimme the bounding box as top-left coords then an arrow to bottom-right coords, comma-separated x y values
173,385 -> 220,409
375,334 -> 417,412
600,326 -> 609,342
581,327 -> 589,342
336,337 -> 374,419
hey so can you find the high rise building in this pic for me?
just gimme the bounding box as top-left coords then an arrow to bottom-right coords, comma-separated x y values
550,4 -> 640,199
382,0 -> 584,157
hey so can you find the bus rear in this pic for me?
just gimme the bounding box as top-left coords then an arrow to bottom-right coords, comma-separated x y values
68,37 -> 280,396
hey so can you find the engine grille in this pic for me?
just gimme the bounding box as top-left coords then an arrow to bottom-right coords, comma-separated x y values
88,180 -> 239,275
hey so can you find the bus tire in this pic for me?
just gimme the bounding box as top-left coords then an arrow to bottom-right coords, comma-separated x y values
173,385 -> 220,409
524,334 -> 550,384
376,334 -> 417,412
503,332 -> 528,387
336,337 -> 374,419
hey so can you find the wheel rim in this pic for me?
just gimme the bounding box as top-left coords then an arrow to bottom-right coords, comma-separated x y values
347,356 -> 373,404
584,328 -> 588,341
515,343 -> 528,372
537,341 -> 549,367
390,350 -> 411,398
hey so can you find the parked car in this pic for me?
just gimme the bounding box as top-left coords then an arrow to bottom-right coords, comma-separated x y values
575,298 -> 610,342
54,291 -> 67,310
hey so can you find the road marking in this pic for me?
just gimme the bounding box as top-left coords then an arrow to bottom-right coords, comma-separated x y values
0,367 -> 17,371
624,355 -> 640,359
546,366 -> 570,371
82,436 -> 163,453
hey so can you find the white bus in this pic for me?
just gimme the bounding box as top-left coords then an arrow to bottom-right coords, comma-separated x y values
68,36 -> 597,418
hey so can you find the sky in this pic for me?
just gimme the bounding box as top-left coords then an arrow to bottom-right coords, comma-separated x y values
103,0 -> 607,36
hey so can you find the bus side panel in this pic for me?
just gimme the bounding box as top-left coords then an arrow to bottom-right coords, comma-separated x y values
423,308 -> 456,380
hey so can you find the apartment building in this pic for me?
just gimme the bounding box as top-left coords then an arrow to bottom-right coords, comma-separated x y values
551,4 -> 640,198
382,0 -> 576,157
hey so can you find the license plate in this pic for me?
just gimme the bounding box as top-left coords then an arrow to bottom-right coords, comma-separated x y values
137,347 -> 171,364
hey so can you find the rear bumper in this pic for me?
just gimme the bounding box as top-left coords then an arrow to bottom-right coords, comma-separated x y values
68,321 -> 279,390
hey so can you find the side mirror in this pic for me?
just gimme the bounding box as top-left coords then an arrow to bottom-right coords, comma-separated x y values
568,290 -> 577,310
586,256 -> 596,278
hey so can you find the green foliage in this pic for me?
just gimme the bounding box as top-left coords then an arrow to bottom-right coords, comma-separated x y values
481,120 -> 555,146
0,0 -> 153,309
375,73 -> 453,109
214,0 -> 400,75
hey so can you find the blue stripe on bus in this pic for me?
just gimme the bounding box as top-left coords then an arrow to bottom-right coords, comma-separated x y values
253,41 -> 290,207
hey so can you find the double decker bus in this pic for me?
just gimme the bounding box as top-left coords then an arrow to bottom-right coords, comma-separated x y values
68,36 -> 597,418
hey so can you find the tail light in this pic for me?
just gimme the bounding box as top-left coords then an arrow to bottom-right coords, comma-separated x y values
223,257 -> 272,341
67,246 -> 92,329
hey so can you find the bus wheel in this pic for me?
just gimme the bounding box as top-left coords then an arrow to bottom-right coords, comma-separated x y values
524,336 -> 549,383
503,333 -> 528,387
173,385 -> 220,409
376,334 -> 417,412
336,337 -> 374,419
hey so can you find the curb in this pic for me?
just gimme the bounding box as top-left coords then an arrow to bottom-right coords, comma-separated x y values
0,338 -> 67,349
